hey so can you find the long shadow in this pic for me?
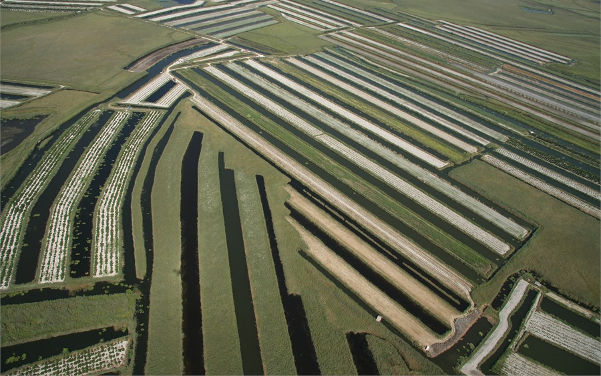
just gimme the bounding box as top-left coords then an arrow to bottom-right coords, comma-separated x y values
289,206 -> 450,335
218,153 -> 263,375
346,332 -> 379,375
131,112 -> 178,375
70,112 -> 142,278
256,175 -> 321,375
0,327 -> 127,372
180,131 -> 205,375
14,111 -> 113,284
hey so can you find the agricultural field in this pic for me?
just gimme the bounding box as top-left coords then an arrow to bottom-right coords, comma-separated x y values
0,0 -> 599,375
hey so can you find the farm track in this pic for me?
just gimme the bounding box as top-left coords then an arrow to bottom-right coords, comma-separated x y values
189,93 -> 473,301
93,110 -> 162,277
461,279 -> 530,376
0,110 -> 100,289
290,217 -> 440,347
39,111 -> 129,283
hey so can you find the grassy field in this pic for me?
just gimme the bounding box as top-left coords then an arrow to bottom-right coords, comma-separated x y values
179,93 -> 444,373
451,159 -> 600,307
195,113 -> 243,375
0,9 -> 74,28
367,334 -> 411,375
236,170 -> 296,375
231,17 -> 333,55
1,293 -> 136,346
0,89 -> 100,189
144,108 -> 188,375
0,11 -> 190,92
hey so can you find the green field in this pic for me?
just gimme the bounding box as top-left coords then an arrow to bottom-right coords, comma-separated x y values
451,159 -> 600,307
1,293 -> 136,346
231,18 -> 333,55
0,11 -> 189,92
0,0 -> 599,374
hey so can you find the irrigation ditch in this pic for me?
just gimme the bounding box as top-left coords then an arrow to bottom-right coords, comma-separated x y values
69,112 -> 142,279
132,111 -> 178,375
180,131 -> 205,375
218,152 -> 263,375
185,68 -> 486,282
1,327 -> 128,372
346,332 -> 379,375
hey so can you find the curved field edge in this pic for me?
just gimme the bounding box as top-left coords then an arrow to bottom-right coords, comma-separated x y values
451,159 -> 600,307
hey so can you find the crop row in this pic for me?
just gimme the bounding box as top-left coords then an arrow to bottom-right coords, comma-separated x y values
94,110 -> 162,277
324,30 -> 599,140
525,310 -> 601,364
123,73 -> 171,105
1,83 -> 52,97
482,154 -> 600,219
212,18 -> 278,39
291,217 -> 439,347
395,22 -> 590,98
181,9 -> 262,29
165,6 -> 256,27
205,64 -> 511,255
495,148 -> 600,201
136,0 -> 205,19
226,63 -> 443,169
198,13 -> 273,35
108,5 -> 135,14
437,24 -> 547,65
317,0 -> 393,23
39,111 -> 129,284
149,0 -> 261,22
317,134 -> 510,255
0,111 -> 100,289
286,56 -> 478,153
499,66 -> 600,107
268,2 -> 343,31
491,70 -> 599,117
244,59 -> 448,168
310,51 -> 491,147
5,338 -> 129,376
316,49 -> 508,142
501,352 -> 558,376
287,187 -> 460,326
189,92 -> 473,301
242,59 -> 527,240
180,43 -> 231,62
155,83 -> 188,108
0,3 -> 92,10
438,21 -> 570,64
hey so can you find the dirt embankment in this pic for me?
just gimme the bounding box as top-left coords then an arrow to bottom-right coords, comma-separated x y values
126,38 -> 208,72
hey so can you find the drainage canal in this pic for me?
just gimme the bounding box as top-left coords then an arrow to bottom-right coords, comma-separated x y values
256,175 -> 321,375
219,152 -> 263,375
180,131 -> 205,375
